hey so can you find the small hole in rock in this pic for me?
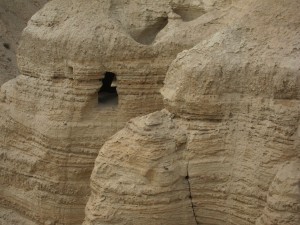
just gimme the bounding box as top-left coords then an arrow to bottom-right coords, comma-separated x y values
68,66 -> 73,75
185,175 -> 189,180
173,7 -> 205,22
3,43 -> 10,49
131,16 -> 168,45
98,72 -> 118,106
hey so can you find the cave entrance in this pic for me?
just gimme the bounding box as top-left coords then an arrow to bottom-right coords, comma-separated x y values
98,72 -> 118,106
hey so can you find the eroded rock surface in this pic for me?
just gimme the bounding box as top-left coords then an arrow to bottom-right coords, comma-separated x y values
85,0 -> 300,224
0,0 -> 48,85
0,0 -> 235,224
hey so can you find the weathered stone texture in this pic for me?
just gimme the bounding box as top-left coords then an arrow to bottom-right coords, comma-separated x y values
1,0 -> 299,225
1,0 -> 233,224
0,0 -> 47,85
84,0 -> 300,225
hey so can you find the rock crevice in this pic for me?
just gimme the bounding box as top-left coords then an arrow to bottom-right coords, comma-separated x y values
186,161 -> 198,225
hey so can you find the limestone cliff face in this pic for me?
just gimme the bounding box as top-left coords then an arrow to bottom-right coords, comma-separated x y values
0,0 -> 48,85
0,0 -> 234,224
85,0 -> 300,224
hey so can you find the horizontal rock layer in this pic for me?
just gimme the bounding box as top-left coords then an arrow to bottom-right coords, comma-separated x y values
85,0 -> 300,224
0,0 -> 234,224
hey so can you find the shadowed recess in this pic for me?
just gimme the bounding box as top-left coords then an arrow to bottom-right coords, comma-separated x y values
172,7 -> 206,22
130,16 -> 168,45
98,72 -> 118,106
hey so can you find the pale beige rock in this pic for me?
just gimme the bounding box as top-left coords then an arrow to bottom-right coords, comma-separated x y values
1,0 -> 299,224
0,0 -> 234,224
256,161 -> 300,225
84,110 -> 194,225
0,0 -> 47,85
85,0 -> 300,224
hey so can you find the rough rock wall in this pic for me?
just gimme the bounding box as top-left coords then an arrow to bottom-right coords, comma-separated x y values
0,0 -> 234,224
84,0 -> 300,224
0,0 -> 48,85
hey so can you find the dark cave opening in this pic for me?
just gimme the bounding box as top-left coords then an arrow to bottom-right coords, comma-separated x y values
98,72 -> 118,106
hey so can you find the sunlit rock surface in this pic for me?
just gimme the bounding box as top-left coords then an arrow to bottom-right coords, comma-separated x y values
84,0 -> 300,224
0,0 -> 235,224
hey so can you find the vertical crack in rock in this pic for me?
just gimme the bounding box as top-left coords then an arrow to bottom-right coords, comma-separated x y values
186,161 -> 199,225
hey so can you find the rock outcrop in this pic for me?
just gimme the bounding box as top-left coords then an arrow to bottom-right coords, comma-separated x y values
1,0 -> 299,224
0,0 -> 235,224
84,0 -> 300,224
0,0 -> 48,85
